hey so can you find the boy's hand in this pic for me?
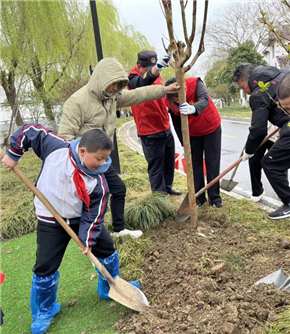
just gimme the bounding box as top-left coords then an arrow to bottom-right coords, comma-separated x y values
80,247 -> 92,255
2,155 -> 18,171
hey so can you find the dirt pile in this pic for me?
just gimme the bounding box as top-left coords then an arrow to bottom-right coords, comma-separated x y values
116,215 -> 290,334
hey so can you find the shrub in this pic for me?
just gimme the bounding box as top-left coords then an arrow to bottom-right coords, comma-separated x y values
124,192 -> 175,230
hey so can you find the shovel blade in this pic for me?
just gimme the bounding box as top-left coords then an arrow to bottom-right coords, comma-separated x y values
253,268 -> 290,291
108,276 -> 149,312
220,179 -> 238,192
175,193 -> 190,223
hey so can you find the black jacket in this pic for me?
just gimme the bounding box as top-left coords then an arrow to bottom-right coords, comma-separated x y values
246,66 -> 290,154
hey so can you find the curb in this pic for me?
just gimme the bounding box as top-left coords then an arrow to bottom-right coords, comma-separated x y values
118,121 -> 279,214
221,115 -> 251,124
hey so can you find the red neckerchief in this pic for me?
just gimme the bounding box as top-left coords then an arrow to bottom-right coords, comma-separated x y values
69,150 -> 91,213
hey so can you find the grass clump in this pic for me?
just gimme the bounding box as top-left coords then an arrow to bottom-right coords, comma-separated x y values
220,249 -> 245,272
124,192 -> 175,230
114,236 -> 151,282
1,197 -> 37,239
1,150 -> 41,239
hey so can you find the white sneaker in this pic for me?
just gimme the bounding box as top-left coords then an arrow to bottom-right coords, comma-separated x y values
111,229 -> 143,239
250,191 -> 265,203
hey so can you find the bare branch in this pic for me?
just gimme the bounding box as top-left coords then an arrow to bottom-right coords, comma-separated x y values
178,0 -> 197,68
180,1 -> 188,44
283,0 -> 290,10
184,0 -> 209,71
188,0 -> 197,46
161,37 -> 168,54
162,1 -> 179,62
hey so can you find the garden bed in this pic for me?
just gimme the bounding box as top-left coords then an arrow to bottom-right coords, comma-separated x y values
117,207 -> 290,334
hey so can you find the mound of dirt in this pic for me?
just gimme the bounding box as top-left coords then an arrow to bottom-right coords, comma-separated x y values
116,216 -> 290,334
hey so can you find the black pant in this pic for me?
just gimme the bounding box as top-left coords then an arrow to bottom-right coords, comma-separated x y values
33,221 -> 115,277
262,122 -> 290,205
104,165 -> 126,232
140,130 -> 175,192
249,140 -> 273,196
190,125 -> 222,204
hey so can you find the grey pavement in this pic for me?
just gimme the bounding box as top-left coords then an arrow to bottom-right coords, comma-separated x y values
118,116 -> 283,212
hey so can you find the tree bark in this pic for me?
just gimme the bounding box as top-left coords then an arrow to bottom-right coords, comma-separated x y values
31,56 -> 55,122
175,69 -> 197,228
1,69 -> 24,126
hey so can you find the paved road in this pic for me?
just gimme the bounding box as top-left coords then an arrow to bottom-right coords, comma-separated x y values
119,117 -> 283,209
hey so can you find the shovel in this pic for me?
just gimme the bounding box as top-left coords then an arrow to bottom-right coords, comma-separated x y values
176,127 -> 281,223
0,149 -> 149,312
220,145 -> 245,192
253,268 -> 290,291
176,157 -> 243,223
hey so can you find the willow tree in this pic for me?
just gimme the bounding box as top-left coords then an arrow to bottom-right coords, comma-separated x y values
161,0 -> 209,228
1,0 -> 154,138
1,0 -> 88,130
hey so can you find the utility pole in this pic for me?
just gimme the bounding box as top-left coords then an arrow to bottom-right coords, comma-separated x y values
89,0 -> 121,173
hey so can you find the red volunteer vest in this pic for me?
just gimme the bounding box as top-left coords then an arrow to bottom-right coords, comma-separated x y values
128,68 -> 170,135
165,77 -> 221,136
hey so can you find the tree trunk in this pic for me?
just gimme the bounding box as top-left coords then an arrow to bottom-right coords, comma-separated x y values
175,68 -> 197,229
31,56 -> 55,122
1,70 -> 24,126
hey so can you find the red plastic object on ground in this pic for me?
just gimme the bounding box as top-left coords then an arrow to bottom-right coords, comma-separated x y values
180,157 -> 207,175
0,273 -> 5,285
174,153 -> 180,170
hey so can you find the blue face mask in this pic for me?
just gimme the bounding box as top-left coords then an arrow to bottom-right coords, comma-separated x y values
70,138 -> 112,175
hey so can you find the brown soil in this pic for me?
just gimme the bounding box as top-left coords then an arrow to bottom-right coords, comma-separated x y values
116,211 -> 290,334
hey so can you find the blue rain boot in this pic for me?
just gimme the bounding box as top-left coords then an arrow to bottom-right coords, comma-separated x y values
30,271 -> 61,334
95,250 -> 140,300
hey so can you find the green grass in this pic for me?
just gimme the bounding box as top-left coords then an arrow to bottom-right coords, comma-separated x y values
217,101 -> 252,118
220,250 -> 246,272
1,117 -> 289,334
266,309 -> 290,334
1,233 -> 129,334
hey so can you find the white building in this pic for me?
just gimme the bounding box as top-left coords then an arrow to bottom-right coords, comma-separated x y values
260,29 -> 290,68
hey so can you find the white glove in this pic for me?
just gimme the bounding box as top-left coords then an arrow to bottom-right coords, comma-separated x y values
155,54 -> 170,71
242,151 -> 254,161
179,102 -> 196,115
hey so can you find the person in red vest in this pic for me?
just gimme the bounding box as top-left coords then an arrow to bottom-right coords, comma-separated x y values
165,77 -> 222,207
128,51 -> 182,195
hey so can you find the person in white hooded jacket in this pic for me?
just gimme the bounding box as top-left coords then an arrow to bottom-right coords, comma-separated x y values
58,57 -> 180,237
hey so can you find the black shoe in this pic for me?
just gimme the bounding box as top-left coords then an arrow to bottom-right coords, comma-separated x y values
167,188 -> 182,196
267,204 -> 290,220
197,198 -> 207,206
209,198 -> 223,208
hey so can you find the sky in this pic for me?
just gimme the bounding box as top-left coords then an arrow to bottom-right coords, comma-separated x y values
113,0 -> 220,76
112,0 -> 267,77
114,0 -> 222,54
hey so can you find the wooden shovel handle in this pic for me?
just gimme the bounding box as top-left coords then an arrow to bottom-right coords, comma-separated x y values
195,127 -> 280,198
0,148 -> 114,284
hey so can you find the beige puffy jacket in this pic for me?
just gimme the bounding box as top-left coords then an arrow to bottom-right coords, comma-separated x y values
58,58 -> 165,141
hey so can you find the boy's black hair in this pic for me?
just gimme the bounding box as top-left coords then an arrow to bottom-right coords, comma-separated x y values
79,129 -> 113,152
232,63 -> 254,82
165,77 -> 178,100
277,72 -> 290,100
